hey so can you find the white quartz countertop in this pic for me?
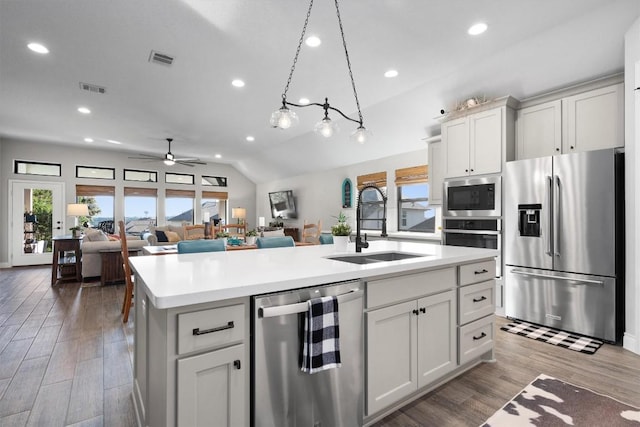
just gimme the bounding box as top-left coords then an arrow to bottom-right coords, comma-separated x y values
129,241 -> 498,309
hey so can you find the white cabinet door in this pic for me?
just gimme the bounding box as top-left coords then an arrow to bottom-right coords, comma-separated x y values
470,108 -> 502,176
177,344 -> 245,427
563,83 -> 624,153
516,100 -> 562,159
427,140 -> 443,205
366,300 -> 417,415
443,117 -> 470,178
416,290 -> 457,388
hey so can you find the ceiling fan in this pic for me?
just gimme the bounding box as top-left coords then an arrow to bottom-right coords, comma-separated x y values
129,138 -> 207,167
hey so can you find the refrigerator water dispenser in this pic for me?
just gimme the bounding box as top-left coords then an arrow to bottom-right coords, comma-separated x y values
518,204 -> 542,237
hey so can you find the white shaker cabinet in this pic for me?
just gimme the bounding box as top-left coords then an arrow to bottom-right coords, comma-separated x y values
366,290 -> 456,415
516,100 -> 562,159
563,83 -> 624,153
516,82 -> 624,160
442,99 -> 515,179
427,137 -> 443,205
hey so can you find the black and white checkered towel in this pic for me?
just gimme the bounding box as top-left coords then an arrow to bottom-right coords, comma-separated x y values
301,295 -> 341,374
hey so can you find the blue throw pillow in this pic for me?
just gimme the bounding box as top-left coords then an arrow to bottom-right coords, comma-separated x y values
155,230 -> 169,243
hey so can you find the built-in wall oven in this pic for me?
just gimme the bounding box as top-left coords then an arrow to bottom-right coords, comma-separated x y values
443,175 -> 501,217
442,218 -> 502,277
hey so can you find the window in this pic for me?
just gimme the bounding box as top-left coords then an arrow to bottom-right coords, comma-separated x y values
124,187 -> 157,235
14,160 -> 61,177
166,189 -> 195,226
202,191 -> 228,226
76,185 -> 115,231
165,172 -> 194,185
76,165 -> 115,180
124,169 -> 157,183
202,176 -> 227,187
357,172 -> 387,231
395,165 -> 437,233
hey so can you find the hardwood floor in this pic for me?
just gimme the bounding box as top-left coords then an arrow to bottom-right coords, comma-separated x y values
1,265 -> 639,426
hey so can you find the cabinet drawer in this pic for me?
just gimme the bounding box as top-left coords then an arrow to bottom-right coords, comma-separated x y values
459,280 -> 495,325
178,304 -> 245,355
458,315 -> 494,365
367,268 -> 456,308
459,260 -> 495,286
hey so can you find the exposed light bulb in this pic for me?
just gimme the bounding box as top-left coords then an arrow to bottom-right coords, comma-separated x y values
27,43 -> 49,54
164,159 -> 175,166
270,107 -> 299,129
350,126 -> 371,144
468,22 -> 488,35
314,118 -> 337,138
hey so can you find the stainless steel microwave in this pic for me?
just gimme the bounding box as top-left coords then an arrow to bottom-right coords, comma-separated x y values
443,175 -> 501,217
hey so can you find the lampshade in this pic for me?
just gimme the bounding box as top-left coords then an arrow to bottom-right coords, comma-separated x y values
67,203 -> 89,216
232,208 -> 246,220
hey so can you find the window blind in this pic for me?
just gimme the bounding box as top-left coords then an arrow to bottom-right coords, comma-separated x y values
75,184 -> 115,196
202,191 -> 229,200
166,189 -> 195,198
394,165 -> 428,185
356,171 -> 387,190
124,187 -> 158,197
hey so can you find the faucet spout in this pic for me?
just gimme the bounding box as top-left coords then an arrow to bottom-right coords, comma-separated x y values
355,184 -> 387,253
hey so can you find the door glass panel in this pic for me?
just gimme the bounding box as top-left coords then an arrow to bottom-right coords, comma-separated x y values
23,188 -> 53,254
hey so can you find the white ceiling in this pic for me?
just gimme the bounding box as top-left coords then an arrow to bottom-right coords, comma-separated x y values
1,0 -> 638,183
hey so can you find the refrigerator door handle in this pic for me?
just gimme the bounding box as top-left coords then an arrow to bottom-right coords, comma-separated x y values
510,269 -> 604,286
546,175 -> 553,256
554,175 -> 561,257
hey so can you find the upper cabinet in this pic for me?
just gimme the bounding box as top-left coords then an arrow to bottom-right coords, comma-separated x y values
442,97 -> 516,179
516,81 -> 624,160
426,136 -> 443,205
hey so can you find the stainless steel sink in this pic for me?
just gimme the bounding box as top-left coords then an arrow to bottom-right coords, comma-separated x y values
327,251 -> 426,265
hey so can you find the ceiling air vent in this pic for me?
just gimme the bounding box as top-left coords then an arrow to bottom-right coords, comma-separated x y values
79,82 -> 106,94
149,50 -> 174,66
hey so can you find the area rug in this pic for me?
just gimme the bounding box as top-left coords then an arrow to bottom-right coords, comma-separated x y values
482,374 -> 640,426
501,320 -> 603,354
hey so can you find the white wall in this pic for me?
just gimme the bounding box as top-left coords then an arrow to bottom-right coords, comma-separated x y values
624,18 -> 640,354
255,148 -> 430,237
0,138 -> 256,266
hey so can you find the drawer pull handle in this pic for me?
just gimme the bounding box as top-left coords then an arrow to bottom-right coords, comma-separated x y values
473,296 -> 487,303
474,269 -> 488,275
412,309 -> 419,315
233,359 -> 241,370
193,321 -> 234,336
473,332 -> 487,341
419,307 -> 426,314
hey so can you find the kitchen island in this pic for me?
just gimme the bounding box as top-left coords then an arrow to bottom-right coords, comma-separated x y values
129,240 -> 498,426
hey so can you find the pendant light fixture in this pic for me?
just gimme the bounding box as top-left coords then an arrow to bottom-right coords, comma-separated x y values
270,0 -> 371,144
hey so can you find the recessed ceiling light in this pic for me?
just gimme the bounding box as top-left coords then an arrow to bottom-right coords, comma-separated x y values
299,98 -> 310,105
106,139 -> 122,145
27,43 -> 49,54
214,154 -> 222,159
77,107 -> 91,114
384,69 -> 398,78
468,22 -> 488,36
305,36 -> 321,47
84,138 -> 94,143
246,136 -> 255,142
231,79 -> 245,88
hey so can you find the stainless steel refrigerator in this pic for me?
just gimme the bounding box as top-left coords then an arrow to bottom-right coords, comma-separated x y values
504,148 -> 624,342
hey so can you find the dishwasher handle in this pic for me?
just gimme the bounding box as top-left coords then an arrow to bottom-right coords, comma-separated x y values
259,288 -> 362,318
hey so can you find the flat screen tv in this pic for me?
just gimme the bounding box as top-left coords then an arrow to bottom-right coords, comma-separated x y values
268,190 -> 298,219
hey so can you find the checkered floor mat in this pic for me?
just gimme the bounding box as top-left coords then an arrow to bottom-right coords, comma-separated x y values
501,320 -> 604,354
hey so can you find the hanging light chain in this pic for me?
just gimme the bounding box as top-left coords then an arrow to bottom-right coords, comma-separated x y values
334,0 -> 364,126
282,0 -> 315,103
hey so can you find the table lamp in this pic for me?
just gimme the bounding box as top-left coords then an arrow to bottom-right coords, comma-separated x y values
232,207 -> 246,225
67,203 -> 89,227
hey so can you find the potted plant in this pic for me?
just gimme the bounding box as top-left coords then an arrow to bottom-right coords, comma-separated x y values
246,229 -> 258,245
215,230 -> 230,246
69,226 -> 82,238
331,212 -> 351,250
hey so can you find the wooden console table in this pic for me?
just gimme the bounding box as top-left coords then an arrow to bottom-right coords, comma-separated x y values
51,235 -> 83,285
283,227 -> 299,241
100,248 -> 139,285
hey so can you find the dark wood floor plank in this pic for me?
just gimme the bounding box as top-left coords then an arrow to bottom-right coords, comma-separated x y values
0,356 -> 48,417
66,357 -> 103,425
0,324 -> 20,354
24,324 -> 62,360
41,339 -> 79,386
0,339 -> 33,380
0,410 -> 30,427
103,339 -> 132,390
65,415 -> 104,427
12,314 -> 46,341
77,334 -> 103,362
25,379 -> 72,427
104,383 -> 137,427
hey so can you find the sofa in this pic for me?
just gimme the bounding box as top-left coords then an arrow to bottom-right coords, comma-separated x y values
142,224 -> 187,246
81,228 -> 148,280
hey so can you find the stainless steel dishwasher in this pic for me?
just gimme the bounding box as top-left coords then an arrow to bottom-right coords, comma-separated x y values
252,280 -> 363,427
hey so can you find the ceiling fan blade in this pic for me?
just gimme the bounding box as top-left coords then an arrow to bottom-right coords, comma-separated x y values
128,154 -> 163,160
175,160 -> 196,167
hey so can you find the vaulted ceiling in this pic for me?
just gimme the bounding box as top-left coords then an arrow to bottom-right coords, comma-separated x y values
1,0 -> 638,182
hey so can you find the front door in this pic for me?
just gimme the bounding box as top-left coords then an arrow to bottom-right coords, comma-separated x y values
10,180 -> 65,266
